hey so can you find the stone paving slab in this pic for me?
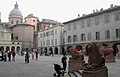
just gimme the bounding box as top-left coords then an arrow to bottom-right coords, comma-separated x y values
0,55 -> 120,77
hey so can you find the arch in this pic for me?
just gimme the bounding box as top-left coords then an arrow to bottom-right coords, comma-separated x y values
1,46 -> 4,51
54,47 -> 58,54
16,46 -> 20,54
11,46 -> 15,52
49,47 -> 53,53
75,45 -> 83,50
6,46 -> 10,51
61,46 -> 65,55
112,43 -> 120,56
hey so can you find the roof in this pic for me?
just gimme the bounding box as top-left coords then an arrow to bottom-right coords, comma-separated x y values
9,2 -> 22,17
63,5 -> 120,24
11,23 -> 34,28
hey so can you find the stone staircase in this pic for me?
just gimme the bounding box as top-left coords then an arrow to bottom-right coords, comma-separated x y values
64,70 -> 83,77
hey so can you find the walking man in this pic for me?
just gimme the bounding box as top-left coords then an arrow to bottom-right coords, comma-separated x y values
61,55 -> 67,71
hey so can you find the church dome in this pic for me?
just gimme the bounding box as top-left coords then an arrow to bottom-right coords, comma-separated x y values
9,2 -> 22,17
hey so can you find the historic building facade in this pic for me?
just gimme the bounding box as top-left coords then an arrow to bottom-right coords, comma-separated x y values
11,23 -> 34,51
63,5 -> 120,52
9,2 -> 23,26
24,14 -> 39,49
0,26 -> 22,53
37,19 -> 64,55
8,2 -> 34,51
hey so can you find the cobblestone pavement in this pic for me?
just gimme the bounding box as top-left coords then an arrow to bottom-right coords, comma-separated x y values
0,54 -> 68,77
0,55 -> 120,77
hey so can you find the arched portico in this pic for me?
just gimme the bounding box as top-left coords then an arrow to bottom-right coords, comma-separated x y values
54,47 -> 58,54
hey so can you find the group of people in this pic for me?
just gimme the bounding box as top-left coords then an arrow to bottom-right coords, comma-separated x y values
31,51 -> 38,60
1,51 -> 16,62
24,51 -> 39,64
54,55 -> 67,77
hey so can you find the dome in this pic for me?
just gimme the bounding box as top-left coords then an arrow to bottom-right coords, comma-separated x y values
9,2 -> 22,17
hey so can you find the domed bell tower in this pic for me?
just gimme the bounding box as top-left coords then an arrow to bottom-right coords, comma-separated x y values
9,2 -> 23,26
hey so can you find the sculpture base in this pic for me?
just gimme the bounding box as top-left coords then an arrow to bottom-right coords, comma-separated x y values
83,66 -> 108,77
68,58 -> 85,72
116,53 -> 120,59
105,56 -> 115,63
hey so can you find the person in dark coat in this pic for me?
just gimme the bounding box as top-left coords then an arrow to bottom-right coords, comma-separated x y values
61,55 -> 67,71
12,51 -> 16,61
1,51 -> 4,61
35,51 -> 38,60
25,51 -> 30,63
8,51 -> 11,61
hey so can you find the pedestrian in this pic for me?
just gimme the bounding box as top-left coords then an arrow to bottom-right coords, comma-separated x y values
12,51 -> 16,61
1,51 -> 4,61
32,51 -> 34,60
4,51 -> 7,62
35,51 -> 38,60
25,51 -> 30,63
61,55 -> 67,71
7,51 -> 11,61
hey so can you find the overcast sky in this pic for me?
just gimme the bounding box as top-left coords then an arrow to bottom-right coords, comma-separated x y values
0,0 -> 120,23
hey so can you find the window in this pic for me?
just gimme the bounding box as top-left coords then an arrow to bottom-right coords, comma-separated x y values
51,30 -> 54,35
104,14 -> 109,23
95,16 -> 100,25
51,39 -> 54,45
105,30 -> 110,39
43,41 -> 45,45
68,24 -> 71,31
81,20 -> 85,28
73,35 -> 77,42
40,34 -> 42,37
87,18 -> 91,27
114,12 -> 120,21
87,33 -> 91,41
116,29 -> 120,38
46,40 -> 48,45
55,29 -> 57,34
46,32 -> 48,36
11,21 -> 13,24
73,22 -> 77,30
33,20 -> 35,22
55,38 -> 57,45
96,32 -> 100,40
44,33 -> 45,37
81,34 -> 86,41
41,41 -> 42,46
16,21 -> 19,24
48,40 -> 50,45
68,36 -> 72,42
15,36 -> 18,40
11,33 -> 14,40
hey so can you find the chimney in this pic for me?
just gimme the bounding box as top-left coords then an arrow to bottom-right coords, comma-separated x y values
82,14 -> 86,16
110,4 -> 113,8
100,8 -> 103,11
93,10 -> 95,13
78,14 -> 80,17
96,9 -> 99,12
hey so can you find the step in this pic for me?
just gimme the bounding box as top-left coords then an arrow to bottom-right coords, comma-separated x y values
77,70 -> 83,76
64,73 -> 70,77
68,72 -> 76,77
73,71 -> 82,77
